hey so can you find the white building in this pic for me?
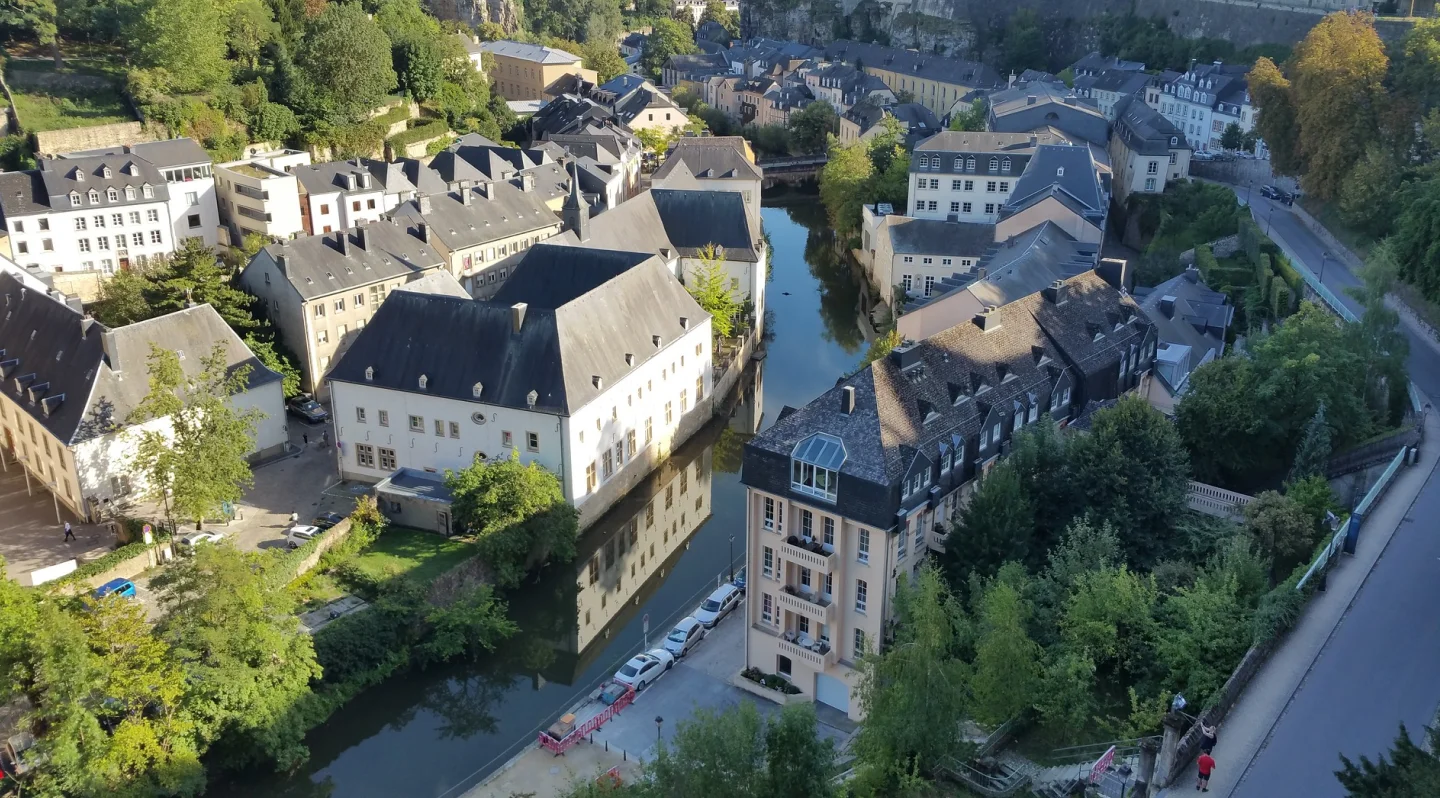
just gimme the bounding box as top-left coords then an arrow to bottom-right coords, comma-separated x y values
1158,61 -> 1256,153
326,244 -> 714,529
0,272 -> 286,522
294,158 -> 446,235
907,131 -> 1071,224
216,149 -> 313,242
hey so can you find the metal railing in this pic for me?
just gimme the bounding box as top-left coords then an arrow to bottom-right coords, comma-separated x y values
939,757 -> 1032,797
1046,736 -> 1159,766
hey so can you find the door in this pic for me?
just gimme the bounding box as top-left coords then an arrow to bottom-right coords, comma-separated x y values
437,511 -> 450,536
815,673 -> 849,714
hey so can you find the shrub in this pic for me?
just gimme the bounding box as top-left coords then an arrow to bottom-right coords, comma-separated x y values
311,594 -> 419,684
46,540 -> 151,590
1195,245 -> 1219,280
1256,252 -> 1273,288
1270,275 -> 1292,317
1272,251 -> 1303,293
388,120 -> 448,150
1251,571 -> 1309,645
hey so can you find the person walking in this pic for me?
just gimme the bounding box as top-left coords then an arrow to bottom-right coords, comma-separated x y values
303,433 -> 309,446
63,521 -> 75,542
1196,751 -> 1215,791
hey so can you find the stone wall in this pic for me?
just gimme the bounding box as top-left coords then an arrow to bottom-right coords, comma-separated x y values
34,121 -> 156,157
1179,233 -> 1241,266
1165,640 -> 1274,786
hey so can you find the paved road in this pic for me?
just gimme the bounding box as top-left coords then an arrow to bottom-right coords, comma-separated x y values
1227,196 -> 1440,796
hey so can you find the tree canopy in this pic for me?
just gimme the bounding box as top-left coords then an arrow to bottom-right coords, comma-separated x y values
445,452 -> 580,587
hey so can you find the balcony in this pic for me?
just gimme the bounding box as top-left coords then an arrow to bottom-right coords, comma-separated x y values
776,584 -> 834,626
780,535 -> 836,572
779,636 -> 836,670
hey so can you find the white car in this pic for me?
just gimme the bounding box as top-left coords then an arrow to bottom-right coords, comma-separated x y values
694,584 -> 742,629
662,616 -> 707,658
176,531 -> 224,551
286,525 -> 323,549
613,649 -> 675,690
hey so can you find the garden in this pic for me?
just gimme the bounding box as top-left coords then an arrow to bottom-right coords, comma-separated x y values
4,57 -> 135,133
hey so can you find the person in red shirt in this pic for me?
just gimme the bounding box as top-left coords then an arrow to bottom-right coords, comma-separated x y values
1196,751 -> 1216,791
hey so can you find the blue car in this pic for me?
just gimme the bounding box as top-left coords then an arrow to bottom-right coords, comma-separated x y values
93,578 -> 136,599
731,566 -> 746,594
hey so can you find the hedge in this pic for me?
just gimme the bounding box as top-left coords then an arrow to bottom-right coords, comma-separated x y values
1195,244 -> 1219,280
1255,252 -> 1272,289
372,104 -> 411,127
388,120 -> 448,149
1272,251 -> 1303,293
1270,275 -> 1292,318
1239,217 -> 1264,265
1207,266 -> 1253,289
45,540 -> 151,591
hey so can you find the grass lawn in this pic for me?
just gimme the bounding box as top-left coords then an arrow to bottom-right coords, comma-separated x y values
289,570 -> 348,613
349,526 -> 477,587
5,60 -> 134,132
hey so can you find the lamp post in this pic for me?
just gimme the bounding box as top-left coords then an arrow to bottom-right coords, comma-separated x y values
728,534 -> 735,582
655,716 -> 664,744
1319,251 -> 1329,285
1265,203 -> 1274,236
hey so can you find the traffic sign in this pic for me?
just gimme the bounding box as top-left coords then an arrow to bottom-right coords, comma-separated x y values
1089,745 -> 1116,783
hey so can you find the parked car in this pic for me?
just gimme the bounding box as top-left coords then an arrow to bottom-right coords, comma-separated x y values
286,525 -> 323,549
1192,151 -> 1214,161
1260,185 -> 1280,200
732,566 -> 747,594
1276,190 -> 1295,206
313,512 -> 345,530
93,578 -> 136,599
694,584 -> 742,629
287,395 -> 329,424
662,616 -> 707,658
176,531 -> 224,551
612,649 -> 675,690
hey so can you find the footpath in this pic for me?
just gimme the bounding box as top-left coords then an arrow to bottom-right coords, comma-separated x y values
1159,406 -> 1440,797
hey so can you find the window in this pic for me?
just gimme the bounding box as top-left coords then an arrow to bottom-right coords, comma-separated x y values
854,629 -> 866,658
316,329 -> 328,344
951,179 -> 963,190
146,209 -> 158,223
377,410 -> 389,427
903,256 -> 913,263
980,426 -> 990,448
988,157 -> 998,170
352,200 -> 361,212
964,179 -> 974,191
986,181 -> 997,192
627,429 -> 636,457
791,433 -> 843,503
367,198 -> 376,210
950,202 -> 960,213
602,449 -> 614,479
96,235 -> 109,250
586,463 -> 597,492
680,389 -> 688,413
356,407 -> 367,423
187,214 -> 201,229
1146,161 -> 1159,175
665,401 -> 673,425
924,276 -> 935,297
856,579 -> 868,612
763,546 -> 774,578
78,239 -> 90,253
763,496 -> 776,530
527,431 -> 539,451
762,592 -> 774,623
999,181 -> 1010,192
106,187 -> 118,202
823,516 -> 835,547
902,274 -> 912,292
696,375 -> 704,403
334,298 -> 345,313
1001,157 -> 1012,173
645,417 -> 653,444
963,202 -> 972,213
449,421 -> 460,439
185,191 -> 198,205
927,201 -> 937,211
314,304 -> 325,318
353,443 -> 376,468
1145,178 -> 1157,191
801,509 -> 814,540
915,520 -> 924,550
501,431 -> 513,447
379,447 -> 397,470
985,203 -> 996,214
74,218 -> 86,231
898,528 -> 907,559
409,415 -> 423,432
966,157 -> 976,171
133,232 -> 144,247
615,440 -> 625,468
928,178 -> 939,190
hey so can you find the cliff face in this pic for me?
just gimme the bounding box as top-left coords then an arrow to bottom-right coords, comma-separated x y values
427,0 -> 522,34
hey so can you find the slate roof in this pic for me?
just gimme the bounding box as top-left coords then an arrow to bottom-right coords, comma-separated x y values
528,95 -> 617,138
482,40 -> 582,64
911,131 -> 1068,178
1165,61 -> 1251,111
965,223 -> 1096,310
1006,144 -> 1105,214
1071,52 -> 1146,76
389,181 -> 558,253
294,159 -> 390,195
248,217 -> 447,301
887,217 -> 995,255
988,83 -> 1110,146
65,138 -> 211,167
0,274 -> 279,446
1027,271 -> 1152,375
1112,96 -> 1188,156
1135,266 -> 1232,392
327,249 -> 704,416
392,270 -> 471,299
652,139 -> 761,181
823,40 -> 1003,90
1089,69 -> 1151,97
665,52 -> 730,78
0,154 -> 169,219
579,188 -> 757,262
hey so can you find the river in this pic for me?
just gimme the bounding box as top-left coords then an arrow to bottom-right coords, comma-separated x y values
211,197 -> 867,798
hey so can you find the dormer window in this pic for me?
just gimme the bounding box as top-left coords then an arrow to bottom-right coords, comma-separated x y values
102,166 -> 112,179
966,157 -> 976,171
69,191 -> 80,207
87,189 -> 99,204
125,186 -> 135,200
365,366 -> 374,381
1170,136 -> 1178,146
953,156 -> 962,169
1001,157 -> 1011,173
988,157 -> 999,170
472,382 -> 483,398
418,374 -> 428,390
106,187 -> 118,202
142,184 -> 153,198
791,432 -> 844,503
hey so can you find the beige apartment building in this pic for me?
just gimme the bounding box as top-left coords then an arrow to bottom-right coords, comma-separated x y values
483,40 -> 598,102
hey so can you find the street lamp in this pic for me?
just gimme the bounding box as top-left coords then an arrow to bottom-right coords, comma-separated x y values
1319,251 -> 1329,285
728,534 -> 735,582
1265,204 -> 1274,236
655,716 -> 664,743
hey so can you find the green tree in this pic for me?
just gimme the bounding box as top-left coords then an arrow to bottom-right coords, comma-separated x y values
787,100 -> 838,154
641,18 -> 696,80
687,244 -> 740,338
397,39 -> 444,101
1288,401 -> 1332,483
970,578 -> 1043,725
943,461 -> 1035,585
948,98 -> 986,132
582,0 -> 623,45
1336,725 -> 1440,797
1,0 -> 56,51
580,39 -> 627,82
1153,569 -> 1251,703
1249,57 -> 1304,177
445,451 -> 580,587
226,0 -> 279,70
818,138 -> 873,237
1338,144 -> 1402,239
243,333 -> 302,398
1001,9 -> 1045,74
90,268 -> 155,327
153,238 -> 260,330
295,3 -> 398,124
1005,419 -> 1073,563
135,0 -> 230,92
1220,121 -> 1244,151
1244,490 -> 1321,577
128,343 -> 263,530
852,564 -> 971,784
1289,12 -> 1389,200
763,704 -> 836,798
250,101 -> 300,141
1394,19 -> 1440,116
698,0 -> 739,38
644,700 -> 765,796
636,126 -> 672,156
420,585 -> 519,664
861,327 -> 901,366
1177,357 -> 1282,490
1061,566 -> 1159,684
1034,649 -> 1097,740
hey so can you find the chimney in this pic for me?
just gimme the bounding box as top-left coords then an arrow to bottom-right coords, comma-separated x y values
1064,95 -> 1076,105
887,340 -> 922,370
1026,95 -> 1037,106
337,230 -> 349,255
1097,257 -> 1130,290
101,328 -> 121,371
840,385 -> 855,415
972,306 -> 1002,333
476,180 -> 491,199
1042,279 -> 1067,305
80,315 -> 96,339
521,173 -> 535,192
1159,295 -> 1177,318
417,221 -> 430,243
976,266 -> 987,279
418,195 -> 433,214
357,225 -> 369,251
511,302 -> 528,334
461,187 -> 473,206
277,253 -> 289,274
1183,264 -> 1200,283
1029,135 -> 1037,147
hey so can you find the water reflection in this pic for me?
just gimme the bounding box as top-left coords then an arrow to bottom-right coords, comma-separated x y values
787,202 -> 867,354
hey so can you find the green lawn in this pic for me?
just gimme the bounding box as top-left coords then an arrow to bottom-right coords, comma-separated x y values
5,60 -> 134,132
289,570 -> 347,613
349,526 -> 477,586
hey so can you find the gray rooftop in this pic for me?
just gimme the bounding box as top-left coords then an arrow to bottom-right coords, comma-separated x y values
375,467 -> 454,503
249,217 -> 447,301
578,188 -> 757,262
823,40 -> 1003,90
1006,144 -> 1105,214
652,138 -> 762,181
1136,266 -> 1233,392
988,83 -> 1110,146
0,154 -> 170,219
389,180 -> 559,252
482,40 -> 582,64
1112,96 -> 1188,156
63,138 -> 211,168
887,217 -> 995,255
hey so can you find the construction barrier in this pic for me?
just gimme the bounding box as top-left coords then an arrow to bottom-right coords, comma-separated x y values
537,684 -> 636,756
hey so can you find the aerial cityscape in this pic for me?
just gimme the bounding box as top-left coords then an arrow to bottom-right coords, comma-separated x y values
0,1 -> 1437,796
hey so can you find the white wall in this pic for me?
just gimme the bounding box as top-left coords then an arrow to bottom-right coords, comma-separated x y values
305,187 -> 392,234
8,201 -> 176,274
165,175 -> 220,247
907,173 -> 1016,222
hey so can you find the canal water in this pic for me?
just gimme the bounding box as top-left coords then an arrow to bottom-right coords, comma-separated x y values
213,198 -> 867,798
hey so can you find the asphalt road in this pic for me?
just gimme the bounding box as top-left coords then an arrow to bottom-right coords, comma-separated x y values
1229,196 -> 1440,796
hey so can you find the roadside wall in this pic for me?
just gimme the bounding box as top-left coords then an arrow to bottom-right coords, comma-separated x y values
290,518 -> 355,580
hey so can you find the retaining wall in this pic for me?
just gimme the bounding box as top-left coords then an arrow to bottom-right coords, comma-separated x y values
290,518 -> 355,580
34,121 -> 155,157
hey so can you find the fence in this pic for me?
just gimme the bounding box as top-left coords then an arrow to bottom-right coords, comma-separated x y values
1185,481 -> 1255,520
1325,424 -> 1423,478
536,684 -> 636,756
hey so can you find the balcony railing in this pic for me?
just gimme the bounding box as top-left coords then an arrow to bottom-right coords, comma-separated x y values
781,535 -> 836,572
235,205 -> 272,222
779,636 -> 835,670
776,584 -> 834,625
233,184 -> 270,201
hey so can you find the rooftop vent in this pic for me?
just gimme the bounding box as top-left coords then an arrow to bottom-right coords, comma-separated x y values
592,375 -> 603,389
840,385 -> 855,415
511,302 -> 528,334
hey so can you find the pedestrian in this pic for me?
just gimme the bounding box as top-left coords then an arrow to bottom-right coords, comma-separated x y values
1200,722 -> 1218,754
1196,751 -> 1215,791
63,521 -> 75,542
289,511 -> 299,525
321,430 -> 328,445
303,432 -> 309,446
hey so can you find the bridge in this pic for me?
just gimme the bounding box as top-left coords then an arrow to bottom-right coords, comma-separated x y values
757,154 -> 828,187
